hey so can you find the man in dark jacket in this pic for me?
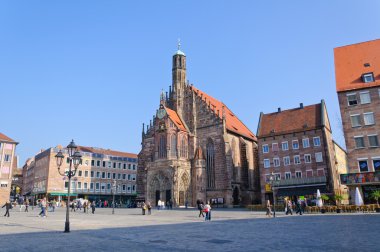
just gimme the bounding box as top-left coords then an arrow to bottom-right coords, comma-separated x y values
2,201 -> 11,217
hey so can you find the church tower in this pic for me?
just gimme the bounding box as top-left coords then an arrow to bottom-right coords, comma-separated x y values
172,41 -> 187,119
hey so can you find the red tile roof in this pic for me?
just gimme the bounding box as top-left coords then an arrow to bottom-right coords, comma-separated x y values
258,104 -> 322,137
165,107 -> 187,132
0,132 -> 17,143
190,86 -> 257,141
334,39 -> 380,92
77,146 -> 137,158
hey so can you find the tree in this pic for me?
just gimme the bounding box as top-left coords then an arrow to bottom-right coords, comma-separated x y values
321,194 -> 329,205
370,190 -> 380,206
334,195 -> 344,206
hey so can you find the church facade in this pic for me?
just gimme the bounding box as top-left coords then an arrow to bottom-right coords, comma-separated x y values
137,47 -> 260,207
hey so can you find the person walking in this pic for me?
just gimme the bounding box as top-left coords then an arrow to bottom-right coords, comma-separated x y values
19,197 -> 24,212
157,200 -> 162,210
204,201 -> 211,221
2,201 -> 11,217
285,199 -> 293,215
25,199 -> 29,212
197,201 -> 204,218
147,202 -> 152,215
71,201 -> 76,212
83,201 -> 87,213
295,198 -> 303,215
52,199 -> 56,212
91,201 -> 96,214
266,200 -> 273,217
39,198 -> 47,217
141,202 -> 146,215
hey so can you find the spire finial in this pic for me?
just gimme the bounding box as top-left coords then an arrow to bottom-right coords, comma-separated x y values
177,38 -> 181,50
160,88 -> 165,102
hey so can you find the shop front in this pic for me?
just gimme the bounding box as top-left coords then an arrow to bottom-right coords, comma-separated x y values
340,171 -> 380,204
275,185 -> 328,206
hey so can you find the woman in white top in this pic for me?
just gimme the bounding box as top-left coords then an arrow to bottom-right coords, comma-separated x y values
204,202 -> 212,221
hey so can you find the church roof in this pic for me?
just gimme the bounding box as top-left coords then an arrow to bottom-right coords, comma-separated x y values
0,132 -> 17,144
175,50 -> 185,56
165,107 -> 187,132
190,85 -> 257,141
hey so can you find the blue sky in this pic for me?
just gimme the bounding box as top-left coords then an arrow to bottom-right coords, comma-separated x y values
1,1 -> 379,165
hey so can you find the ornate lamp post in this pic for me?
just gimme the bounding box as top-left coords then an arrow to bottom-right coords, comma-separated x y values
112,179 -> 117,214
269,172 -> 279,218
55,140 -> 82,233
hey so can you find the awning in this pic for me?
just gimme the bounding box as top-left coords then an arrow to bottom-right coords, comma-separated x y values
49,192 -> 78,196
276,186 -> 328,197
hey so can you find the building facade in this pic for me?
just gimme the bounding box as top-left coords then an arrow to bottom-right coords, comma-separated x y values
22,145 -> 138,205
257,101 -> 345,205
137,47 -> 260,207
334,39 -> 380,203
0,133 -> 18,205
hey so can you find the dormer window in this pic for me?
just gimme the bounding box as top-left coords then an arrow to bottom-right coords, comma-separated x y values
362,72 -> 374,83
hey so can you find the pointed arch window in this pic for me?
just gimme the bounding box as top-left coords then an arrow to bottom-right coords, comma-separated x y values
180,136 -> 187,158
240,139 -> 249,186
206,139 -> 215,188
158,135 -> 167,159
170,135 -> 177,157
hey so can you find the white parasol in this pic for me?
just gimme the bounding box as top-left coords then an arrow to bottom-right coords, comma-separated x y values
355,187 -> 364,206
316,189 -> 323,207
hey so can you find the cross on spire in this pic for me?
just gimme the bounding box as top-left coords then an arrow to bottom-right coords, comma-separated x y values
177,38 -> 181,50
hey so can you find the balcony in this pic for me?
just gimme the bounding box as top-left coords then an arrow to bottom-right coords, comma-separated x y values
276,176 -> 327,187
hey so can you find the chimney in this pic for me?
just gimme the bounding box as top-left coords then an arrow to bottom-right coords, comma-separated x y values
300,103 -> 304,109
278,107 -> 281,112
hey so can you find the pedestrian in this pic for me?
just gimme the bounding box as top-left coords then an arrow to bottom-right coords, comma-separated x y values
83,201 -> 87,213
25,199 -> 29,212
147,202 -> 152,215
198,201 -> 204,218
52,199 -> 56,212
2,201 -> 11,217
266,200 -> 273,217
295,198 -> 303,215
203,201 -> 211,221
285,200 -> 293,215
157,199 -> 162,210
19,198 -> 24,212
142,202 -> 146,215
169,199 -> 173,210
71,201 -> 76,212
91,201 -> 96,214
39,197 -> 47,217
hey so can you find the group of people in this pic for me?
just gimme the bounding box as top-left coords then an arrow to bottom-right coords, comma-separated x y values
156,199 -> 173,210
196,200 -> 212,221
69,199 -> 96,214
266,197 -> 307,217
141,202 -> 152,215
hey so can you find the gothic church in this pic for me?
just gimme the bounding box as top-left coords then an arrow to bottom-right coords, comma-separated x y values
137,46 -> 260,207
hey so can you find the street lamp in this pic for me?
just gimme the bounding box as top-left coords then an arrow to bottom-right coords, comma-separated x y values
112,180 -> 116,214
269,172 -> 279,218
55,140 -> 82,233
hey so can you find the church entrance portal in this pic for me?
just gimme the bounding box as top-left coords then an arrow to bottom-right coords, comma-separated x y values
233,186 -> 240,205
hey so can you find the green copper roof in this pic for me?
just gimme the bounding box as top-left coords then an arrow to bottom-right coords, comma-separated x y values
175,49 -> 185,56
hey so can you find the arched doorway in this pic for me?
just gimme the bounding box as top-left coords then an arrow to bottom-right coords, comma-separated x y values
178,172 -> 190,206
233,186 -> 240,205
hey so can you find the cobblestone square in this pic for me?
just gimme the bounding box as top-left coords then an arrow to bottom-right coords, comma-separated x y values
0,207 -> 379,251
